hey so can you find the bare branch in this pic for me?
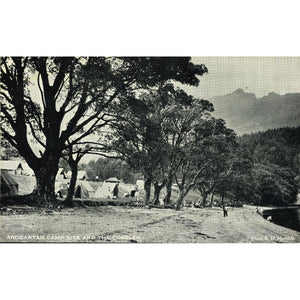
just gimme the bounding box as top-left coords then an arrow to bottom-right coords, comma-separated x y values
69,116 -> 111,145
24,95 -> 44,132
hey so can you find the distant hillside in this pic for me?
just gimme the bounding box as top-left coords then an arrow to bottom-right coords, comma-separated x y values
210,89 -> 300,135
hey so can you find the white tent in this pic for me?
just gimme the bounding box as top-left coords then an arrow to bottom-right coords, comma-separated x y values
22,162 -> 35,176
136,179 -> 144,191
74,181 -> 94,199
56,168 -> 67,180
1,170 -> 18,195
0,160 -> 24,175
94,182 -> 119,199
118,183 -> 136,197
77,170 -> 88,180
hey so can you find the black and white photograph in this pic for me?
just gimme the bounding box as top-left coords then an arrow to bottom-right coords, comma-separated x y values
1,2 -> 300,300
1,56 -> 299,243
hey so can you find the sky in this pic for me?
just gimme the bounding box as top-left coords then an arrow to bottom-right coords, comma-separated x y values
184,57 -> 300,99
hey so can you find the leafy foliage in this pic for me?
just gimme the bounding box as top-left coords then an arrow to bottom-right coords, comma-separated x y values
239,127 -> 300,173
230,127 -> 300,206
85,158 -> 135,183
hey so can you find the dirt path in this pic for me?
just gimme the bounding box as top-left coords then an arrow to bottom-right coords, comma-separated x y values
0,205 -> 299,243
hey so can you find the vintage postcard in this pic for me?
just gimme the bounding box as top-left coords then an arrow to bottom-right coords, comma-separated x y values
1,56 -> 299,243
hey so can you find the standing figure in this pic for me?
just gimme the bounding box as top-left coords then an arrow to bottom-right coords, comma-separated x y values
223,205 -> 228,217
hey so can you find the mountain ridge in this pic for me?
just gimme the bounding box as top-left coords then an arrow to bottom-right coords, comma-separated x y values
209,89 -> 300,135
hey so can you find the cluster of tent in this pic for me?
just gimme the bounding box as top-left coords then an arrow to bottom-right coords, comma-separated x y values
55,177 -> 140,200
55,181 -> 94,198
1,170 -> 143,200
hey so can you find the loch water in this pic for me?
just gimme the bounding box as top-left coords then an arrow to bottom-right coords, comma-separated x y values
263,207 -> 300,232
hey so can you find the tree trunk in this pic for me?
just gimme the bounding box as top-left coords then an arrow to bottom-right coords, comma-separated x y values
152,182 -> 160,205
175,184 -> 193,209
175,188 -> 187,209
164,177 -> 173,206
65,162 -> 78,206
231,197 -> 235,207
33,161 -> 59,205
201,190 -> 208,207
144,176 -> 151,205
209,188 -> 216,207
152,181 -> 166,205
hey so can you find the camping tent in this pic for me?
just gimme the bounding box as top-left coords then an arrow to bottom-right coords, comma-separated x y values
55,182 -> 69,198
77,171 -> 88,180
74,181 -> 94,199
1,170 -> 18,196
118,183 -> 136,197
0,160 -> 24,175
94,182 -> 119,199
136,179 -> 144,191
22,162 -> 35,176
56,168 -> 67,180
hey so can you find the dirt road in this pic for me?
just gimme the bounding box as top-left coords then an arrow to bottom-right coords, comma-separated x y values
1,205 -> 299,243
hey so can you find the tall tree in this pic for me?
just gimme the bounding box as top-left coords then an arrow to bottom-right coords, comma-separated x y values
172,116 -> 236,208
213,148 -> 254,207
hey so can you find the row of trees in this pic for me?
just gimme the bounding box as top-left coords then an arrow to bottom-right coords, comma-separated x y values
0,56 -> 210,206
104,83 -> 241,207
101,100 -> 299,207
